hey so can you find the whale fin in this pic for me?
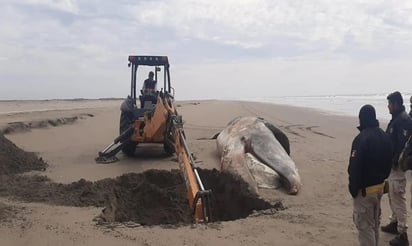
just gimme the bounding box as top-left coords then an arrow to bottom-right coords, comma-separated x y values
260,120 -> 290,155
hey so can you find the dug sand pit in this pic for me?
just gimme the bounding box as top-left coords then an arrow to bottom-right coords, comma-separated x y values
198,169 -> 282,221
100,169 -> 282,225
0,169 -> 281,226
0,133 -> 47,174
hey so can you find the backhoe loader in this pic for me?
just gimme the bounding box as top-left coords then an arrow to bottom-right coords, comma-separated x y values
96,56 -> 212,222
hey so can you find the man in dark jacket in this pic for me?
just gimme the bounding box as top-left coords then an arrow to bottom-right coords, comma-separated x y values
140,71 -> 157,108
349,104 -> 393,246
142,71 -> 156,94
381,91 -> 412,246
409,96 -> 412,119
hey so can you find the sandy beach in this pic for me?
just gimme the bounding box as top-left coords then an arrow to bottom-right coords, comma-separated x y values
0,99 -> 408,246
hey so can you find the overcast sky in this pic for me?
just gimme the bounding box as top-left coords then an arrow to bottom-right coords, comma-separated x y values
1,0 -> 412,100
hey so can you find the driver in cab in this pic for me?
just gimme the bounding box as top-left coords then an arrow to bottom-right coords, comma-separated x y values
142,71 -> 156,95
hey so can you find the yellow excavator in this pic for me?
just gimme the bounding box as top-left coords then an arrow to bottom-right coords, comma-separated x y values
96,56 -> 212,222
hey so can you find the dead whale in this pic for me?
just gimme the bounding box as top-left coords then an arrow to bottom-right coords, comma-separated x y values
216,117 -> 302,195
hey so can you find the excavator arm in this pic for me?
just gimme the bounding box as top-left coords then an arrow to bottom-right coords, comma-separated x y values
170,114 -> 213,222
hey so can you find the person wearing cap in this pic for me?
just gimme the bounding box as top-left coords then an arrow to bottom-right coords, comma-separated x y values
381,91 -> 412,246
349,105 -> 393,246
142,71 -> 157,94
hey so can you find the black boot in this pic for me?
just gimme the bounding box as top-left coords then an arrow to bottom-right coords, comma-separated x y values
382,222 -> 399,234
390,232 -> 409,246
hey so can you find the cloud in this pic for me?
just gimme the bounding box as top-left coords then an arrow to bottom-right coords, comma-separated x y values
23,0 -> 80,14
130,0 -> 412,54
0,0 -> 412,100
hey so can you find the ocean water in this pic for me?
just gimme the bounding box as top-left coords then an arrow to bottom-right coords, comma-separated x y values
247,93 -> 412,122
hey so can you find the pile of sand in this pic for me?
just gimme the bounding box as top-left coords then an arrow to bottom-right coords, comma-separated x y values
99,170 -> 192,225
0,168 -> 281,226
0,133 -> 47,174
1,114 -> 94,134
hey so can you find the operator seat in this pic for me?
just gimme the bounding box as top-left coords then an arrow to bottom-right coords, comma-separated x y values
139,90 -> 158,109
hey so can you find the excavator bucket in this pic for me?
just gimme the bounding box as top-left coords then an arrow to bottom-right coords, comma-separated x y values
95,154 -> 119,164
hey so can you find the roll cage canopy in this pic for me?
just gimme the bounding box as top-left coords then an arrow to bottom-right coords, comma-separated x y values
128,56 -> 169,66
128,56 -> 172,103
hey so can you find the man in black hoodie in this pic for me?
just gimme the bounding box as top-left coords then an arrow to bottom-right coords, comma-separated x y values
381,91 -> 412,246
409,96 -> 412,119
349,104 -> 393,246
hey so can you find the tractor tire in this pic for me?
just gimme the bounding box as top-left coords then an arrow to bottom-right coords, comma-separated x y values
119,111 -> 137,156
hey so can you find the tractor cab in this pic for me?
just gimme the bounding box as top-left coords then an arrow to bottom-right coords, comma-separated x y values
116,55 -> 177,156
128,56 -> 173,110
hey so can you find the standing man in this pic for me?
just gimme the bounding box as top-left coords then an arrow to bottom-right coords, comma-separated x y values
349,105 -> 393,246
381,91 -> 412,246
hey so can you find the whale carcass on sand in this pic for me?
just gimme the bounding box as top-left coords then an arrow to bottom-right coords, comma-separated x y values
216,116 -> 302,195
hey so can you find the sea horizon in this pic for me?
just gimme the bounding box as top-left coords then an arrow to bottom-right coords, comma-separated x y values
1,92 -> 411,121
249,93 -> 412,121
